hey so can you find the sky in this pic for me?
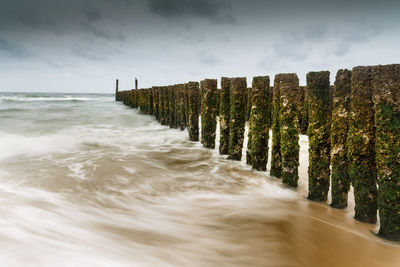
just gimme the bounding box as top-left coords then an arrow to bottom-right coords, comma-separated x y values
1,0 -> 399,93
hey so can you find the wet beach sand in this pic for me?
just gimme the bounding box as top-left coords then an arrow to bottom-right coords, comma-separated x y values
0,93 -> 399,266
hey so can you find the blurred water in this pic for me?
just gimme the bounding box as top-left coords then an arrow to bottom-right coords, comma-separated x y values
0,92 -> 398,267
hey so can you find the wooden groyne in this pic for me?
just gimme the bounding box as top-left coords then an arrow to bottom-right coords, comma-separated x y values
115,63 -> 400,242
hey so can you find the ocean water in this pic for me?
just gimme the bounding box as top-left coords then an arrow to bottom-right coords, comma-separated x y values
0,92 -> 399,267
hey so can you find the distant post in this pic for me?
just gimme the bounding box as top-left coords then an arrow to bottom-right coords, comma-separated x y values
187,81 -> 200,141
115,79 -> 119,101
135,78 -> 138,90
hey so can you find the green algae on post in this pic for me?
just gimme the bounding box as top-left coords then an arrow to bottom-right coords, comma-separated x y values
219,77 -> 231,155
279,74 -> 300,187
330,69 -> 351,209
187,81 -> 200,141
347,66 -> 378,223
371,64 -> 400,241
307,71 -> 331,201
168,85 -> 176,128
163,86 -> 169,125
270,75 -> 282,177
200,79 -> 218,148
248,76 -> 271,171
178,84 -> 187,130
228,77 -> 247,160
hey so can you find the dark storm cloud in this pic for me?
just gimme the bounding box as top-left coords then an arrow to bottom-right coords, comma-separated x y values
147,0 -> 234,23
84,2 -> 103,22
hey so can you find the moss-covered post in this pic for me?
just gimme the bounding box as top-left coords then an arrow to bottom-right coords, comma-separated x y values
347,66 -> 378,222
185,83 -> 190,127
158,87 -> 165,124
371,64 -> 400,241
152,87 -> 159,121
178,84 -> 187,130
307,71 -> 331,201
246,87 -> 252,121
168,85 -> 176,128
187,81 -> 200,141
271,75 -> 282,177
280,74 -> 300,187
219,77 -> 231,155
200,79 -> 218,148
174,85 -> 181,129
248,76 -> 271,171
130,89 -> 135,108
228,77 -> 247,160
330,69 -> 351,208
163,86 -> 169,125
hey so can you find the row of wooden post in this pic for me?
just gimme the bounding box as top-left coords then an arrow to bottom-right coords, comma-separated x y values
115,63 -> 400,242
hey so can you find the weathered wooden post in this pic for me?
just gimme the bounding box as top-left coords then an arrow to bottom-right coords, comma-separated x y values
175,85 -> 181,129
279,74 -> 300,187
187,81 -> 200,141
371,64 -> 400,241
152,87 -> 159,121
163,86 -> 169,125
330,69 -> 351,208
178,84 -> 187,130
271,75 -> 282,177
145,89 -> 149,114
307,71 -> 331,201
185,83 -> 190,127
246,87 -> 252,121
115,79 -> 119,101
159,87 -> 166,124
219,77 -> 231,155
228,77 -> 247,160
200,79 -> 218,148
347,66 -> 378,222
168,85 -> 176,128
248,76 -> 271,171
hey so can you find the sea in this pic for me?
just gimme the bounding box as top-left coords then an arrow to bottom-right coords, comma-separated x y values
0,92 -> 399,267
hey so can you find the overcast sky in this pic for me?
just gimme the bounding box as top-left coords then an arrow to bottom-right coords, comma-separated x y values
1,0 -> 399,93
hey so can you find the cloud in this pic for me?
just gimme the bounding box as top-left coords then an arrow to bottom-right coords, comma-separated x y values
80,22 -> 127,42
147,0 -> 234,23
84,2 -> 103,22
197,51 -> 219,66
0,39 -> 32,58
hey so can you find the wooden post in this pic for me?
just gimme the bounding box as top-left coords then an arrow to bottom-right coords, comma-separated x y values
348,66 -> 378,222
330,69 -> 351,208
248,76 -> 271,171
372,64 -> 400,241
307,71 -> 331,201
271,75 -> 282,177
115,79 -> 119,101
167,85 -> 175,128
228,77 -> 247,160
200,79 -> 218,148
187,81 -> 200,141
219,77 -> 231,155
279,74 -> 300,187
